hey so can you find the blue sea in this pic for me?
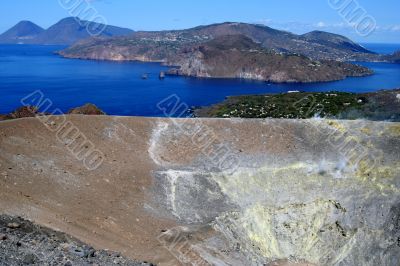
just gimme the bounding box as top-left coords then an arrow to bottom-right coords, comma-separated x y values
1,44 -> 400,117
361,43 -> 400,55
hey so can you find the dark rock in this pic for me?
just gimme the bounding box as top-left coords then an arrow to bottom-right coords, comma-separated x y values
0,233 -> 7,240
22,253 -> 38,264
110,251 -> 121,257
0,215 -> 150,265
69,246 -> 86,258
10,106 -> 39,119
0,106 -> 43,121
87,248 -> 96,257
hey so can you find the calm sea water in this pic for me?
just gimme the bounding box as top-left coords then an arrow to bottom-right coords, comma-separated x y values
361,43 -> 400,55
1,44 -> 400,116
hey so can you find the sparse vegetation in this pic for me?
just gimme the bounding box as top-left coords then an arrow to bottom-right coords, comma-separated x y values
195,89 -> 400,121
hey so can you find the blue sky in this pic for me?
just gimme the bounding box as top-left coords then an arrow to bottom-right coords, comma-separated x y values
1,0 -> 399,43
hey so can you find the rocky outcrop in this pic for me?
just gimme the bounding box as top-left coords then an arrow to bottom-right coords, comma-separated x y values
0,104 -> 105,121
0,106 -> 40,121
68,103 -> 105,115
167,35 -> 373,82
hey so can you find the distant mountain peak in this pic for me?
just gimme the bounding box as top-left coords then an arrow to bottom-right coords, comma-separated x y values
301,30 -> 373,54
303,30 -> 350,40
56,17 -> 83,24
18,20 -> 39,25
0,17 -> 134,45
0,21 -> 44,43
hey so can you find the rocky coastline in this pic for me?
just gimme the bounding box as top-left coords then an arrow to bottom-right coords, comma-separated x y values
59,34 -> 373,83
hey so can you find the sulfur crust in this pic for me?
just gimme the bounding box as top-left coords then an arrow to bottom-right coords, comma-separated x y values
211,148 -> 399,264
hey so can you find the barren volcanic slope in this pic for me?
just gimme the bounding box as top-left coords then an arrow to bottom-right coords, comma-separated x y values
0,116 -> 400,265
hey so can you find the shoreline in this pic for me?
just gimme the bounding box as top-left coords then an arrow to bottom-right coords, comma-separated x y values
2,88 -> 400,122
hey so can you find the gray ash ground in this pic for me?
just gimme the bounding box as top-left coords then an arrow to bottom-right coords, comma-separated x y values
0,215 -> 153,266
